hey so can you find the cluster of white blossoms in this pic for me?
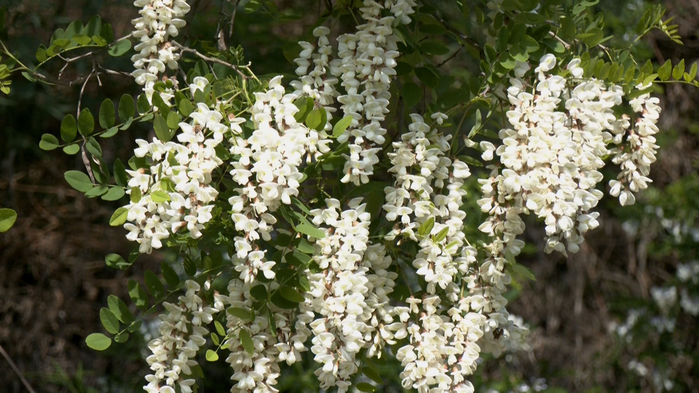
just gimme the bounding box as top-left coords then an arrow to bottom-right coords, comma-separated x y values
224,278 -> 312,392
292,26 -> 339,124
383,113 -> 475,292
123,79 -> 227,253
609,84 -> 661,206
331,0 -> 416,185
227,75 -> 330,282
305,198 -> 374,391
131,0 -> 190,100
481,54 -> 661,255
144,280 -> 222,393
394,295 -> 487,393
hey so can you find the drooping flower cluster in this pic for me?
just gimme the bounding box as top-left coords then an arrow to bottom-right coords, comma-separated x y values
383,113 -> 475,293
305,198 -> 375,392
609,84 -> 662,206
292,26 -> 339,124
123,79 -> 227,253
228,75 -> 330,282
131,0 -> 191,100
332,0 -> 416,185
144,280 -> 222,393
224,278 -> 312,393
394,295 -> 486,393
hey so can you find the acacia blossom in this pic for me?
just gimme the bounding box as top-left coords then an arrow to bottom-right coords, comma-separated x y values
224,278 -> 312,393
131,0 -> 190,101
227,75 -> 330,283
144,280 -> 222,393
123,78 -> 227,253
332,0 -> 416,185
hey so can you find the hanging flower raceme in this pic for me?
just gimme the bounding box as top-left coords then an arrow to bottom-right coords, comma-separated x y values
224,278 -> 312,393
131,0 -> 191,101
227,75 -> 331,283
332,0 -> 416,185
122,78 -> 227,254
144,280 -> 223,393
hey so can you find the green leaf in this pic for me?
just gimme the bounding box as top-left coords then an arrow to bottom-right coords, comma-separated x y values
356,383 -> 376,392
107,295 -> 133,324
64,170 -> 93,192
0,208 -> 18,232
293,97 -> 313,122
101,126 -> 119,138
239,329 -> 254,355
205,349 -> 219,362
113,159 -> 128,187
432,226 -> 449,243
296,238 -> 315,254
166,111 -> 182,129
127,279 -> 148,308
150,190 -> 171,203
363,367 -> 382,384
153,114 -> 173,142
137,93 -> 150,114
161,263 -> 179,287
99,98 -> 116,128
402,82 -> 422,108
305,108 -> 326,131
85,185 -> 108,198
332,115 -> 353,138
211,332 -> 220,346
39,133 -> 59,151
418,217 -> 435,237
101,187 -> 125,201
99,307 -> 120,334
686,62 -> 697,81
86,137 -> 102,158
60,114 -> 78,142
214,320 -> 226,336
657,59 -> 672,81
295,220 -> 326,239
118,94 -> 135,120
279,285 -> 304,303
144,270 -> 165,299
250,284 -> 268,301
109,207 -> 128,226
108,38 -> 131,57
271,291 -> 298,309
114,331 -> 130,343
105,253 -> 132,270
227,307 -> 254,321
78,108 -> 95,136
85,333 -> 111,351
414,67 -> 439,88
672,59 -> 685,80
62,143 -> 80,155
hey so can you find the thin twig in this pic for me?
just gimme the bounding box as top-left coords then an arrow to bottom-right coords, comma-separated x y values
171,40 -> 249,79
0,344 -> 38,393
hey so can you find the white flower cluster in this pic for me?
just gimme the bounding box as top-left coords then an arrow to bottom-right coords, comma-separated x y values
383,113 -> 475,293
394,295 -> 486,393
224,278 -> 312,393
609,85 -> 661,206
331,0 -> 416,185
305,198 -> 374,392
144,280 -> 222,393
131,0 -> 190,99
123,78 -> 227,253
487,54 -> 627,254
292,26 -> 339,122
228,75 -> 330,282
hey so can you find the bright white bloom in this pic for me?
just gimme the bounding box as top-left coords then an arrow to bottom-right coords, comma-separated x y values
131,0 -> 191,100
144,280 -> 221,393
227,75 -> 329,282
331,0 -> 417,185
123,79 -> 226,253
